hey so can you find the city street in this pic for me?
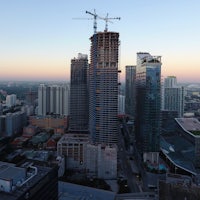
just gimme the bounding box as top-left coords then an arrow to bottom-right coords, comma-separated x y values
118,125 -> 142,193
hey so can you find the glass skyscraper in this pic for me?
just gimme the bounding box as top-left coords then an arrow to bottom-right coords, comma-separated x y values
136,52 -> 162,161
125,65 -> 136,118
69,53 -> 89,131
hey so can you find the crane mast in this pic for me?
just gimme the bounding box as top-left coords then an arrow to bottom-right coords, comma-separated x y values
86,10 -> 98,34
99,13 -> 120,32
85,10 -> 120,33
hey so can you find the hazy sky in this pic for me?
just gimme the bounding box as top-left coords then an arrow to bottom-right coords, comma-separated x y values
0,0 -> 200,82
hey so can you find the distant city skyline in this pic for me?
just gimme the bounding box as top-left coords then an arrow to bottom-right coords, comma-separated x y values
0,1 -> 200,82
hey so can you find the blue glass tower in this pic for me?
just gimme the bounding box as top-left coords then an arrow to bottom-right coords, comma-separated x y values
136,53 -> 162,157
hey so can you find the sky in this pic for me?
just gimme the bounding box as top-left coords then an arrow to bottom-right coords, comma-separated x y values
0,0 -> 200,83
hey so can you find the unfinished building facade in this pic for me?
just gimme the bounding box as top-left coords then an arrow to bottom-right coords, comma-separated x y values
89,31 -> 119,145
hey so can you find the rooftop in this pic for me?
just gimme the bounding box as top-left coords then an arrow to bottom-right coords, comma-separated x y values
0,160 -> 53,200
175,118 -> 200,136
160,134 -> 197,175
58,133 -> 89,144
137,52 -> 161,64
0,162 -> 25,181
30,115 -> 68,119
115,192 -> 157,200
23,150 -> 51,161
59,181 -> 115,200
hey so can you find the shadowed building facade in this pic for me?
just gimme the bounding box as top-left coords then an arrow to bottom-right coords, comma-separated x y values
136,52 -> 162,163
125,65 -> 136,118
69,53 -> 89,132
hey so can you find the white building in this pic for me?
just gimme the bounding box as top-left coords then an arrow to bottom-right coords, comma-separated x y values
85,144 -> 117,179
57,134 -> 89,169
38,84 -> 49,116
164,76 -> 184,117
6,94 -> 16,107
57,134 -> 117,179
38,84 -> 70,116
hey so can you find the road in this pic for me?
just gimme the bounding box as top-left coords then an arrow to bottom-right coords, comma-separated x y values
118,125 -> 142,193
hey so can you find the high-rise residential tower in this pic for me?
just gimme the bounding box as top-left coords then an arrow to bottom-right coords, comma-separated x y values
69,53 -> 89,131
89,31 -> 119,145
136,52 -> 162,163
6,94 -> 17,107
38,84 -> 50,116
163,76 -> 184,117
38,84 -> 69,116
125,65 -> 136,118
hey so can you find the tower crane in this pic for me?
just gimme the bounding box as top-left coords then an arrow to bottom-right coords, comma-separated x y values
73,10 -> 120,34
99,13 -> 120,32
85,9 -> 98,34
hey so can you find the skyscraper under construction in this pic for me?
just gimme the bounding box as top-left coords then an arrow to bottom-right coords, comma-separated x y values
89,31 -> 119,145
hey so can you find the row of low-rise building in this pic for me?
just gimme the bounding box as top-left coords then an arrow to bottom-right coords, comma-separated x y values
0,112 -> 68,138
11,123 -> 64,149
29,115 -> 68,130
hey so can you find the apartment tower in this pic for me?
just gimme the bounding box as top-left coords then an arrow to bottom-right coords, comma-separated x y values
89,31 -> 119,145
38,84 -> 50,116
69,53 -> 89,131
38,84 -> 69,116
164,76 -> 184,117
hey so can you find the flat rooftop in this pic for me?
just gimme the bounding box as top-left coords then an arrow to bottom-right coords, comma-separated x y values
58,133 -> 89,143
0,161 -> 53,200
115,192 -> 157,200
59,181 -> 115,200
0,164 -> 25,181
176,118 -> 200,133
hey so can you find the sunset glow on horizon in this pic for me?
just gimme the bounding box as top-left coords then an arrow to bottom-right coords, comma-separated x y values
1,1 -> 200,83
